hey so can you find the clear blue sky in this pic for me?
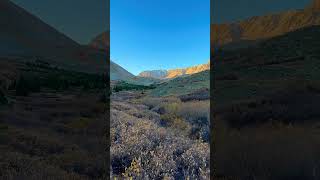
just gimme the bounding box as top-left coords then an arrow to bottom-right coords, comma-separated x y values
111,0 -> 210,75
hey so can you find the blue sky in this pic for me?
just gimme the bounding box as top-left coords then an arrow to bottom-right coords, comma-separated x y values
111,0 -> 210,75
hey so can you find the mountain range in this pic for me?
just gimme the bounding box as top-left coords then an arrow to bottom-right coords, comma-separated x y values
110,1 -> 320,81
5,0 -> 320,84
138,61 -> 210,79
90,30 -> 210,81
211,0 -> 320,52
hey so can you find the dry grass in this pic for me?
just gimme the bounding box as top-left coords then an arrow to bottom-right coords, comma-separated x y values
178,100 -> 210,122
110,92 -> 210,179
0,151 -> 89,180
140,96 -> 181,109
140,96 -> 210,142
214,117 -> 320,180
0,90 -> 107,179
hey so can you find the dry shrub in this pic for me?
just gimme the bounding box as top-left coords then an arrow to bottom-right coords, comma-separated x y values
66,117 -> 93,130
179,88 -> 210,102
9,130 -> 66,156
142,96 -> 211,120
178,100 -> 209,124
163,102 -> 181,114
0,151 -> 88,180
219,89 -> 320,128
122,157 -> 142,178
110,100 -> 209,179
214,118 -> 320,180
160,114 -> 191,133
140,97 -> 163,109
141,96 -> 181,109
178,100 -> 210,141
143,98 -> 210,142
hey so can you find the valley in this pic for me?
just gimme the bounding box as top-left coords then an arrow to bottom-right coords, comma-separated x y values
110,78 -> 210,179
109,53 -> 210,180
109,47 -> 210,178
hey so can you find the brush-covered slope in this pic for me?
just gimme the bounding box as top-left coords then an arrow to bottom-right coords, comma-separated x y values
150,70 -> 210,96
214,25 -> 320,104
0,0 -> 107,74
139,61 -> 210,79
211,0 -> 320,52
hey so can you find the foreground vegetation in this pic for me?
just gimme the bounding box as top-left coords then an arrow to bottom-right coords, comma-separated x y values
0,59 -> 108,179
111,91 -> 210,179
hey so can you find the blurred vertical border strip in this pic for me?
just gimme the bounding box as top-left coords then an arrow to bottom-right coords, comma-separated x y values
210,0 -> 215,179
106,0 -> 111,178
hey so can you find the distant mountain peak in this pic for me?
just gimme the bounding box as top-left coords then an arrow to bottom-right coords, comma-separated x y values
90,31 -> 109,51
138,62 -> 210,79
139,70 -> 168,79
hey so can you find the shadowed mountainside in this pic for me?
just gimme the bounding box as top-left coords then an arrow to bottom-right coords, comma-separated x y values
0,0 -> 107,74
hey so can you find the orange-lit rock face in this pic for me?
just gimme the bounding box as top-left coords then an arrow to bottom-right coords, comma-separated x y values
310,0 -> 320,10
138,62 -> 210,79
211,0 -> 320,49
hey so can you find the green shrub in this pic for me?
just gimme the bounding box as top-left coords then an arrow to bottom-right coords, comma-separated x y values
21,61 -> 105,92
113,81 -> 156,92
